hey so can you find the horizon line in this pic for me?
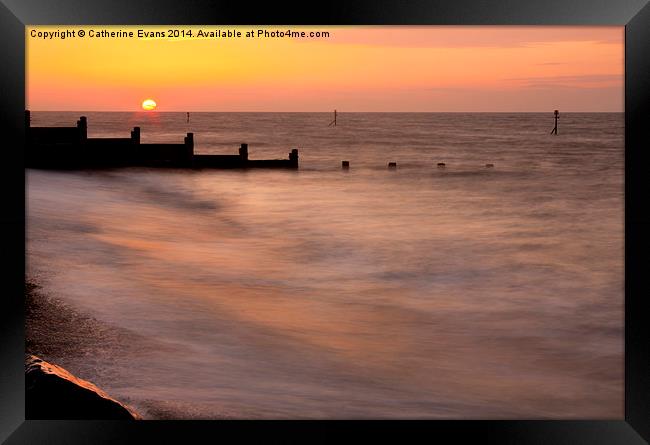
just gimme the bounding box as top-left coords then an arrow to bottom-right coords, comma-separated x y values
27,110 -> 624,113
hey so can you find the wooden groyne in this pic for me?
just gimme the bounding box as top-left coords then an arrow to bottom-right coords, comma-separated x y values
25,111 -> 298,170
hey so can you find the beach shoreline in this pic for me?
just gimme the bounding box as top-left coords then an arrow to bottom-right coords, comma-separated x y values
25,279 -> 242,420
25,279 -> 149,419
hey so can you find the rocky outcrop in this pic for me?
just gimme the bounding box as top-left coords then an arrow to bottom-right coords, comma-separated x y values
25,355 -> 140,419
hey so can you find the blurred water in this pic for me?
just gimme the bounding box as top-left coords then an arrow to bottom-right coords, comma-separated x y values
26,112 -> 623,418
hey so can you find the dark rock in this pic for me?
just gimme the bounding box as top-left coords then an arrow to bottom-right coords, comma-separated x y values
25,354 -> 140,419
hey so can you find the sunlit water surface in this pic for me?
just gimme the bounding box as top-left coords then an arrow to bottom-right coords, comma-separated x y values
27,112 -> 623,418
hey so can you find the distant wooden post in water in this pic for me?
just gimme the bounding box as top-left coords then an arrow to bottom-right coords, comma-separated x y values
551,110 -> 559,135
388,162 -> 397,169
328,109 -> 337,127
342,160 -> 349,169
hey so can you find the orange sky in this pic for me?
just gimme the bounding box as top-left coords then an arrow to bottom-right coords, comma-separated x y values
26,26 -> 624,112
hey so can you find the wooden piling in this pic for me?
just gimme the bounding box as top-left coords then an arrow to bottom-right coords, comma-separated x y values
239,143 -> 249,161
289,149 -> 299,166
437,162 -> 446,168
342,160 -> 350,169
184,133 -> 194,159
388,162 -> 397,169
328,110 -> 337,127
551,110 -> 559,135
131,127 -> 141,144
77,116 -> 87,143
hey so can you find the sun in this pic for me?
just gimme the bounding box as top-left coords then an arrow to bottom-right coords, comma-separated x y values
142,99 -> 157,111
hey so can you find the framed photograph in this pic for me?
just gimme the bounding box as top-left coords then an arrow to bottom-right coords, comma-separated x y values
1,0 -> 648,443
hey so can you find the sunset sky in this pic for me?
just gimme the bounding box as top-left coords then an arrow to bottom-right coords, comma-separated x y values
26,26 -> 623,112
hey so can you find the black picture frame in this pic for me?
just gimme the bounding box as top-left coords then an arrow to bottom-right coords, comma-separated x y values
1,0 -> 648,443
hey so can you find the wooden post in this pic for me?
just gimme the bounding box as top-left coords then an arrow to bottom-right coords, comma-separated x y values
131,127 -> 141,144
551,110 -> 559,135
77,116 -> 87,143
342,160 -> 350,169
185,132 -> 194,159
289,148 -> 299,166
239,143 -> 249,161
388,162 -> 397,169
328,109 -> 337,127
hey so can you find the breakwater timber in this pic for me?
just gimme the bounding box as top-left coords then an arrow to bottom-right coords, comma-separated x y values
25,110 -> 299,170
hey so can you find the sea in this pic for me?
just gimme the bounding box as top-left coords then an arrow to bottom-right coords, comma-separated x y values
26,111 -> 624,419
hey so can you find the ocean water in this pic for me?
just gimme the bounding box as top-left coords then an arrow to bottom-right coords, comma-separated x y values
26,112 -> 624,419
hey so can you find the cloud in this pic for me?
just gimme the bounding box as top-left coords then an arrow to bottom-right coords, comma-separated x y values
504,74 -> 622,88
